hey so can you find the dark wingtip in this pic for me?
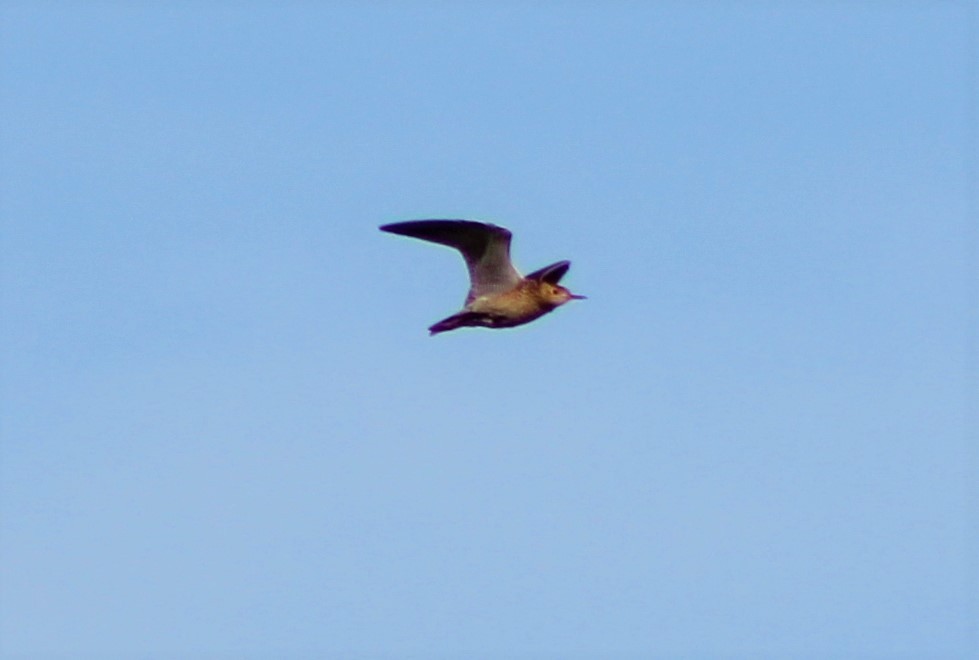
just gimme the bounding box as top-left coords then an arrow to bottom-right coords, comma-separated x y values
525,260 -> 571,284
378,220 -> 513,250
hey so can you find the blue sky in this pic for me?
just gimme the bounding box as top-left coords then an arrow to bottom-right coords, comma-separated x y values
1,2 -> 975,658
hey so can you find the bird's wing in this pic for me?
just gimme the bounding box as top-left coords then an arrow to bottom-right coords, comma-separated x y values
380,220 -> 522,303
525,260 -> 571,284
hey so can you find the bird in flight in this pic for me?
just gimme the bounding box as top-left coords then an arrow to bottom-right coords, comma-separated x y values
380,219 -> 585,335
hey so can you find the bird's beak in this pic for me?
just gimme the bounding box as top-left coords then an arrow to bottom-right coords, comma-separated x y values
570,294 -> 587,300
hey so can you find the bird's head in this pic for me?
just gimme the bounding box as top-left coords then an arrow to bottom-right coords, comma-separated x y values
536,281 -> 587,307
526,260 -> 586,308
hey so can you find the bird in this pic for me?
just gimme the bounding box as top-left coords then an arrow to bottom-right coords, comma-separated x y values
380,219 -> 585,335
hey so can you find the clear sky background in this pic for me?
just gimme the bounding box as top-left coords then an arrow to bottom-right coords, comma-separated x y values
1,2 -> 976,658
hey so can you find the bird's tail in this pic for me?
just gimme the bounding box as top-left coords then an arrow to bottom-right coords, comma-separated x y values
428,311 -> 489,335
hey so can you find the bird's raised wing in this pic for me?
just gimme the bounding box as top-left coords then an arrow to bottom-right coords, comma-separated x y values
380,220 -> 523,303
525,260 -> 571,285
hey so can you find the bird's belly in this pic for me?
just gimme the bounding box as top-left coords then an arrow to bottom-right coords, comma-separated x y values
468,292 -> 549,325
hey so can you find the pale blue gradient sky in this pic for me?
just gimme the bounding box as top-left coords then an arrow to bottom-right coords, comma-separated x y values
1,2 -> 976,658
